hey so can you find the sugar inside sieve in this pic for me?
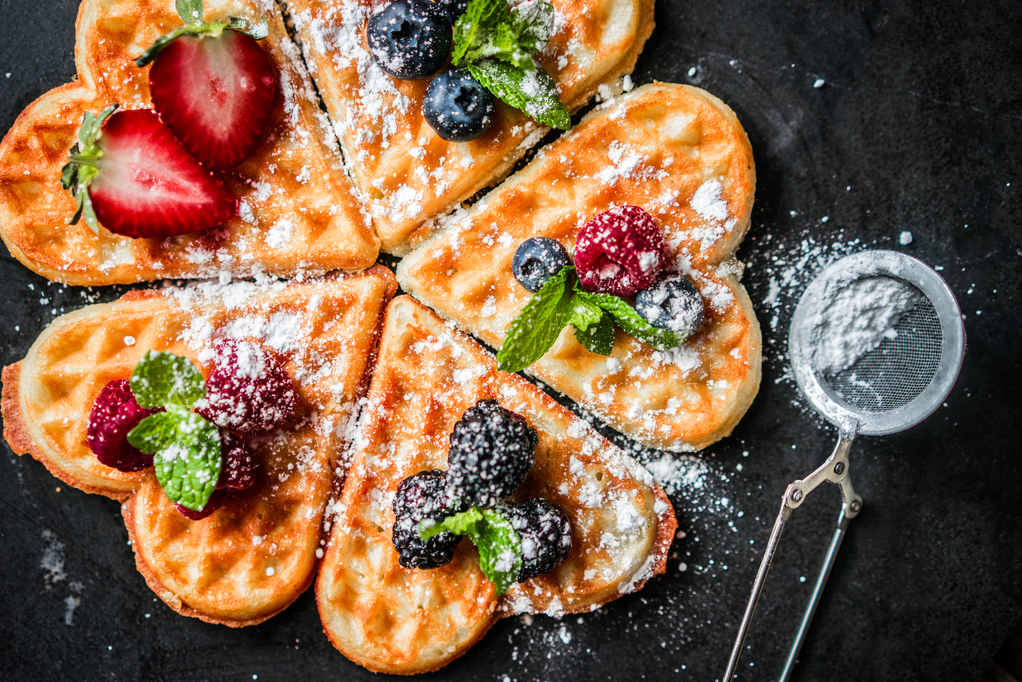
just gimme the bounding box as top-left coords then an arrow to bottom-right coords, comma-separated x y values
724,250 -> 965,682
789,250 -> 965,437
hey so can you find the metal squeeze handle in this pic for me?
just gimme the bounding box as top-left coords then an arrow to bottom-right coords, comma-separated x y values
723,434 -> 863,681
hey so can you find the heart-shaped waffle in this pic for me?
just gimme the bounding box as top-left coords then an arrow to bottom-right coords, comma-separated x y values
286,0 -> 655,253
0,0 -> 379,286
316,296 -> 676,673
1,267 -> 395,625
397,83 -> 761,452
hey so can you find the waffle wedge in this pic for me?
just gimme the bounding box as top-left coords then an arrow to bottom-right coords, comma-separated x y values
0,0 -> 379,286
286,0 -> 655,254
397,83 -> 762,452
1,266 -> 396,625
316,295 -> 676,674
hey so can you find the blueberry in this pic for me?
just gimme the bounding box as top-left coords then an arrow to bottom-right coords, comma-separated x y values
634,275 -> 705,340
367,0 -> 452,80
424,0 -> 468,24
423,69 -> 496,142
512,237 -> 571,292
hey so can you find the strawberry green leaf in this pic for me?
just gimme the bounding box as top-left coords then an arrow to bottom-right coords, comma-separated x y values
128,406 -> 222,512
467,59 -> 571,130
419,507 -> 522,596
583,291 -> 684,351
176,0 -> 204,25
129,350 -> 206,410
61,105 -> 116,233
497,265 -> 574,372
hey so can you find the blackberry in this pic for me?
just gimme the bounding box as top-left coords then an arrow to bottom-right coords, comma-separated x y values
512,237 -> 571,292
392,469 -> 466,569
423,69 -> 495,142
367,0 -> 452,81
445,400 -> 538,508
498,498 -> 572,583
634,275 -> 705,340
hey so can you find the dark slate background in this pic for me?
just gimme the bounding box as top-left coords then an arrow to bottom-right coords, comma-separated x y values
1,1 -> 1020,681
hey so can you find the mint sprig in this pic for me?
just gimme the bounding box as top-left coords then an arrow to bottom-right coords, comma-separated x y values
129,350 -> 206,409
496,265 -> 574,372
420,506 -> 522,596
575,289 -> 682,352
497,267 -> 688,373
452,0 -> 570,130
128,406 -> 222,511
125,351 -> 222,512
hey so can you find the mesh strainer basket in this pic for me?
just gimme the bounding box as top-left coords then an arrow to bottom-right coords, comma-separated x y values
723,250 -> 965,681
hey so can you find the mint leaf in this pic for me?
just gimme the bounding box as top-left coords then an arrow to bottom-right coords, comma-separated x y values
467,59 -> 571,130
129,405 -> 221,512
420,507 -> 522,596
452,0 -> 511,66
129,351 -> 206,410
459,23 -> 538,71
509,0 -> 555,53
574,312 -> 616,355
585,292 -> 683,351
566,292 -> 604,333
497,265 -> 574,372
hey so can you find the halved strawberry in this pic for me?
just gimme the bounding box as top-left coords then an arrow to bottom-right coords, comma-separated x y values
60,105 -> 237,238
137,1 -> 277,170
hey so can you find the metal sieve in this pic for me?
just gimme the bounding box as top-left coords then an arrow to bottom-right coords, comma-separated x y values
723,250 -> 965,682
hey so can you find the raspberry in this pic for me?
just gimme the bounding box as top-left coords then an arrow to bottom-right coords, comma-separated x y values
198,340 -> 297,433
574,205 -> 664,296
392,470 -> 467,569
175,489 -> 226,521
445,400 -> 537,508
217,430 -> 255,491
173,432 -> 253,520
498,498 -> 572,583
87,379 -> 161,472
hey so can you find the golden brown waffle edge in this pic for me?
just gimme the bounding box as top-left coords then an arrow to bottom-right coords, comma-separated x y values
1,266 -> 396,626
0,0 -> 379,286
315,295 -> 677,674
396,82 -> 762,452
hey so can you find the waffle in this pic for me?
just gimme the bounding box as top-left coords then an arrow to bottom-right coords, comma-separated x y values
0,0 -> 379,286
397,83 -> 762,452
316,296 -> 676,674
286,0 -> 655,254
1,266 -> 396,625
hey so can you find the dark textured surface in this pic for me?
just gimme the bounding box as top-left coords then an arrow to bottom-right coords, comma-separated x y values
2,1 -> 1021,681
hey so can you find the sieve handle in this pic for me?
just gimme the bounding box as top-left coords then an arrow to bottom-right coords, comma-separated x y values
722,434 -> 863,681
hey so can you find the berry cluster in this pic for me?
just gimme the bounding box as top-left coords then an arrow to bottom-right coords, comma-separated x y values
512,205 -> 706,340
86,340 -> 297,519
62,2 -> 279,239
391,400 -> 572,584
367,0 -> 494,142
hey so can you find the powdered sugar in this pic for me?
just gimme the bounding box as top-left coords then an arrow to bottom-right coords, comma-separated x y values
808,276 -> 923,375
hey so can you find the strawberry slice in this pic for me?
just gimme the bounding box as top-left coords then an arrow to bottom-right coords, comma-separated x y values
60,105 -> 237,238
137,2 -> 277,170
